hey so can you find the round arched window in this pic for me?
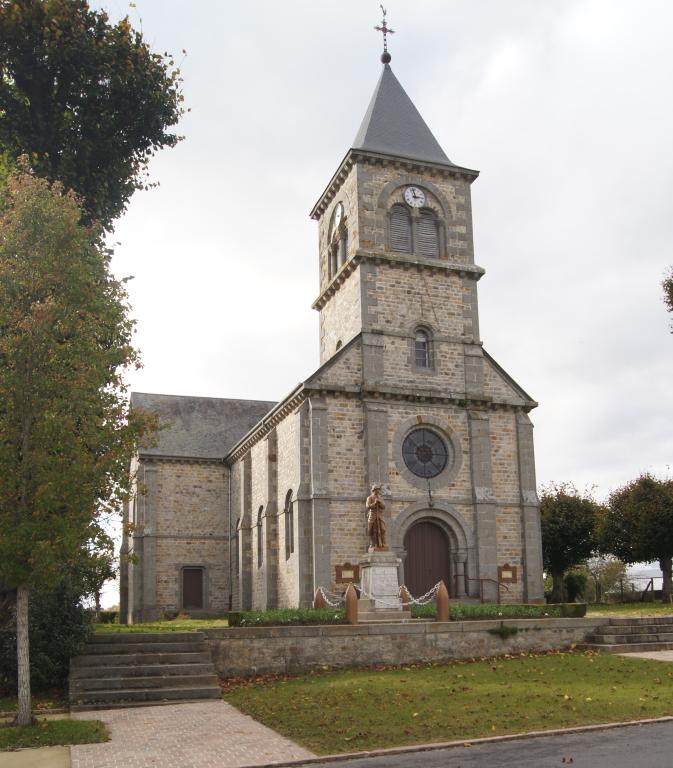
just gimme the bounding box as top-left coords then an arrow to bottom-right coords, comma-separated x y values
402,428 -> 448,479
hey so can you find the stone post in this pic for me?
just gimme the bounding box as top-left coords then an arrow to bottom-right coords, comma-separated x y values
345,584 -> 358,625
436,581 -> 449,622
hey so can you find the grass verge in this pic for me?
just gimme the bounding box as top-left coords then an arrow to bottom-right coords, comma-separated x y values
0,693 -> 67,714
223,651 -> 673,754
95,617 -> 229,633
586,602 -> 673,617
0,719 -> 108,750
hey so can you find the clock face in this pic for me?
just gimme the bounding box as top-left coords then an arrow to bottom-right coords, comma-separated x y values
404,186 -> 426,208
333,202 -> 344,229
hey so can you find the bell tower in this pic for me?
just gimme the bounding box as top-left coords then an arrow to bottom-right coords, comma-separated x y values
310,47 -> 488,402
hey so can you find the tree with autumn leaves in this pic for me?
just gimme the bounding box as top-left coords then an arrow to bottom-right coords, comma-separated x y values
0,169 -> 155,725
0,0 -> 182,726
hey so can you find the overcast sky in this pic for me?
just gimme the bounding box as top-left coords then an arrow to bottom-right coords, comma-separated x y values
97,0 -> 673,507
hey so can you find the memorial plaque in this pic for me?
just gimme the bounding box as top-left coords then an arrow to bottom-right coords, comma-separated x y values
498,563 -> 518,583
336,562 -> 360,584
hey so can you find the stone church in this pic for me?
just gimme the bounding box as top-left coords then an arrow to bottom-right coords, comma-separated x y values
120,56 -> 544,623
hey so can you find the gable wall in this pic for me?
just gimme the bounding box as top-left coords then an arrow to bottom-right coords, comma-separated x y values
132,458 -> 230,619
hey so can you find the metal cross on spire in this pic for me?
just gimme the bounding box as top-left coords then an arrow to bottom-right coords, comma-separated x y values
374,5 -> 395,64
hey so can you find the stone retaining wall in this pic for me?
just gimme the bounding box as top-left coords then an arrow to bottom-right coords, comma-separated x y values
204,617 -> 608,678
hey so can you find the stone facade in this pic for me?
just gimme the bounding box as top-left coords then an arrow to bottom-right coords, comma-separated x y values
121,61 -> 544,623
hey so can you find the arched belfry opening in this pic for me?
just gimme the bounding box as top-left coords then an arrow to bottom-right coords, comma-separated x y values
403,520 -> 451,597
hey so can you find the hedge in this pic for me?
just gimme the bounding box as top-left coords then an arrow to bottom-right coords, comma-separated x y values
410,603 -> 586,620
228,608 -> 346,627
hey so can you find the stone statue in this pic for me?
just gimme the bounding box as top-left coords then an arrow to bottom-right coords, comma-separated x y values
366,484 -> 387,551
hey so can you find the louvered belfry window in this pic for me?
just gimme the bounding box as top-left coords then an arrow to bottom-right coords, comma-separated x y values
390,204 -> 412,253
417,209 -> 440,258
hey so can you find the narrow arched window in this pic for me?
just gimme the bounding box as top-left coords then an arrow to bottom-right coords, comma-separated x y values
284,490 -> 294,560
390,204 -> 412,253
417,209 -> 440,258
257,507 -> 263,568
415,329 -> 431,368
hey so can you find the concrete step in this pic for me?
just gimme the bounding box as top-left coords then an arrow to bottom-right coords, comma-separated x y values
82,641 -> 208,655
70,697 -> 218,712
69,684 -> 221,708
606,616 -> 673,626
587,632 -> 673,644
70,662 -> 216,679
595,625 -> 673,635
358,610 -> 411,621
88,632 -> 205,644
579,641 -> 673,654
359,617 -> 425,625
70,673 -> 219,693
72,651 -> 212,667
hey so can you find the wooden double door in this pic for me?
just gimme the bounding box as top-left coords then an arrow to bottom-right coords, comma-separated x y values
404,521 -> 451,598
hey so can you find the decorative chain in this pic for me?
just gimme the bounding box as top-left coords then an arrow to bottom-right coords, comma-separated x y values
400,582 -> 442,605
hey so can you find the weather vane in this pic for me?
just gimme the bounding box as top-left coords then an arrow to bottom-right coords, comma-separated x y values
374,5 -> 395,64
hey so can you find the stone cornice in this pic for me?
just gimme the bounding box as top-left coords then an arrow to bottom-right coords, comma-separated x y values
138,453 -> 224,466
312,250 -> 485,311
225,387 -> 307,464
310,149 -> 479,220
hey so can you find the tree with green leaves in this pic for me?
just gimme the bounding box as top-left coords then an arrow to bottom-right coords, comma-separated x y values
0,0 -> 183,228
0,168 -> 152,726
602,474 -> 673,602
540,483 -> 602,603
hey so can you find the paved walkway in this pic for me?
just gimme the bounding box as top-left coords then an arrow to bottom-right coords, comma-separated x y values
0,746 -> 69,768
70,701 -> 315,768
619,650 -> 673,661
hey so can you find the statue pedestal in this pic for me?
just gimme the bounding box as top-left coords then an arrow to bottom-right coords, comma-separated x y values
359,551 -> 402,610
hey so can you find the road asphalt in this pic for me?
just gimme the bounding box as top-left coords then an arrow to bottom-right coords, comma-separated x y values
292,720 -> 673,768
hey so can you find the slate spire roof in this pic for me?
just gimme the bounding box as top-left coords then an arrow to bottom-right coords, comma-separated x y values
352,64 -> 453,167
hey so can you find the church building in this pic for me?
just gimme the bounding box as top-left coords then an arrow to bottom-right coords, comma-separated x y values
120,49 -> 544,623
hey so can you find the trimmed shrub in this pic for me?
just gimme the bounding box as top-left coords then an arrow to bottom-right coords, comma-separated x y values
411,603 -> 564,620
228,608 -> 346,627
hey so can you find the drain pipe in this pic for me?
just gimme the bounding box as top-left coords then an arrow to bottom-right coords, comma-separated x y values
226,457 -> 232,612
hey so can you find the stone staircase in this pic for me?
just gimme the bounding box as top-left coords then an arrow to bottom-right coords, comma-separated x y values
581,616 -> 673,653
69,632 -> 220,711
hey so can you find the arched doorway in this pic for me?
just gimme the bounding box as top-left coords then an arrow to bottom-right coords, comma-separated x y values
404,520 -> 451,598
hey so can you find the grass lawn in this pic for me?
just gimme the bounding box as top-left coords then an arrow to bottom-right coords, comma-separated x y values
0,694 -> 67,714
223,651 -> 673,754
0,718 -> 108,750
96,617 -> 229,633
587,602 -> 673,617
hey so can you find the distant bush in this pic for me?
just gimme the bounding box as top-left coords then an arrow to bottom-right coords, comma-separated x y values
96,610 -> 118,624
411,603 -> 564,620
228,608 -> 346,627
559,603 -> 587,618
0,583 -> 93,692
